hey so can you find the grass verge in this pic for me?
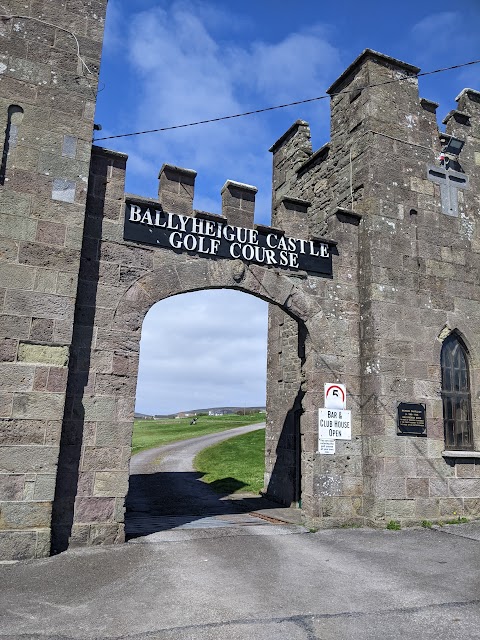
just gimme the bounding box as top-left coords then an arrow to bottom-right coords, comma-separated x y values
131,412 -> 265,455
194,427 -> 265,495
443,516 -> 469,525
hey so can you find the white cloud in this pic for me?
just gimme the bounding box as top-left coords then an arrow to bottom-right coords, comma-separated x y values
102,0 -> 124,53
411,11 -> 460,38
410,12 -> 471,65
115,1 -> 339,221
408,10 -> 479,118
135,289 -> 269,415
242,29 -> 340,104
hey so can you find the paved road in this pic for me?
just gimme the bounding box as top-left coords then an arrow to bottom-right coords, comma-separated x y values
125,423 -> 302,539
3,431 -> 479,639
1,523 -> 480,639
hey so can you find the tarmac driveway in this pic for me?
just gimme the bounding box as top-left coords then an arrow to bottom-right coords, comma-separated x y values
1,522 -> 480,639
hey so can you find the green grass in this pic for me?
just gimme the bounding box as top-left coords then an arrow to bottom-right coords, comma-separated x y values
386,520 -> 401,530
443,516 -> 469,525
131,412 -> 265,455
193,427 -> 265,495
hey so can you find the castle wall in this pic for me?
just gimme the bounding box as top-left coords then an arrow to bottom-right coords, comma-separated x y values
0,0 -> 108,560
1,26 -> 480,560
269,50 -> 480,527
53,153 -> 354,549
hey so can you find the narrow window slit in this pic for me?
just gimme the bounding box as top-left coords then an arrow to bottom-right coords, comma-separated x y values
0,104 -> 24,185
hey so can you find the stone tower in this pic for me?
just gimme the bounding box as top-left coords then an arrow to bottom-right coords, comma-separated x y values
0,1 -> 108,559
267,50 -> 480,526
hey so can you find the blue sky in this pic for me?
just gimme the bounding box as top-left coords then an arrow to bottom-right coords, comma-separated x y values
94,1 -> 480,415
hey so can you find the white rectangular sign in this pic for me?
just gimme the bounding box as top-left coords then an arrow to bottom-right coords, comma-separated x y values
324,383 -> 346,410
318,408 -> 352,440
318,438 -> 336,454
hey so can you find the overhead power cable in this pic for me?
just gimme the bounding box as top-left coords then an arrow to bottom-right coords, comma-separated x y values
93,59 -> 480,142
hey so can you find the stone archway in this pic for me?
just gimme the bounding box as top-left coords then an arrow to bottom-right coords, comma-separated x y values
49,146 -> 362,555
51,242 -> 325,552
113,256 -> 323,333
116,256 -> 324,508
123,286 -> 299,539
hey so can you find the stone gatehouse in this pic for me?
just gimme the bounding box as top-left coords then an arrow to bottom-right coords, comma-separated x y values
0,0 -> 479,561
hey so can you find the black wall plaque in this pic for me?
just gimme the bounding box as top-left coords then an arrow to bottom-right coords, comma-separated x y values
397,403 -> 427,437
123,201 -> 333,276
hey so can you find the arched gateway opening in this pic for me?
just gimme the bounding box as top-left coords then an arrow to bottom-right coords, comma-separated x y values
117,264 -> 311,511
50,152 -> 333,552
124,289 -> 304,539
52,263 -> 316,552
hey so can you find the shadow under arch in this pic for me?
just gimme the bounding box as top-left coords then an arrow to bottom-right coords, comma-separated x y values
124,286 -> 308,538
51,247 -> 323,553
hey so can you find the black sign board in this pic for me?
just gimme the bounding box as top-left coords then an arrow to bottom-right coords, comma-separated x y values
397,403 -> 427,437
123,200 -> 333,276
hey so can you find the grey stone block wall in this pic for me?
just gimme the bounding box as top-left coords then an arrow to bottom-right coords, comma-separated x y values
268,49 -> 480,528
0,0 -> 107,560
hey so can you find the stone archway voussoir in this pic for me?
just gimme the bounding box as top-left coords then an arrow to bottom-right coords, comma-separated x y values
286,289 -> 323,323
175,258 -> 210,293
305,310 -> 328,348
239,265 -> 296,310
138,265 -> 182,305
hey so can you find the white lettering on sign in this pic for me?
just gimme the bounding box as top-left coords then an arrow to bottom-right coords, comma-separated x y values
324,383 -> 346,410
125,205 -> 332,274
318,408 -> 352,440
129,205 -> 142,221
318,438 -> 336,454
169,231 -> 221,255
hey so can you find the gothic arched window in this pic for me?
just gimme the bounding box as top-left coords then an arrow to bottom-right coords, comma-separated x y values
441,333 -> 473,450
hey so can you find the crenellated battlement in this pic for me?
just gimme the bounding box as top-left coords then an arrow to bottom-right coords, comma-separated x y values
271,49 -> 479,237
157,163 -> 259,229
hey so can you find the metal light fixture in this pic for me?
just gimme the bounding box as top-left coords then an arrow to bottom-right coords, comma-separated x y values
441,135 -> 464,156
438,134 -> 465,169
